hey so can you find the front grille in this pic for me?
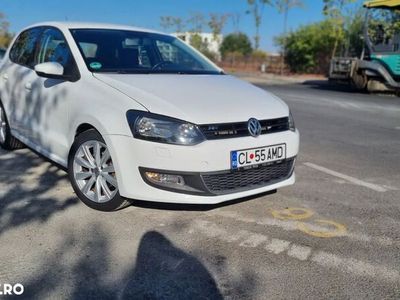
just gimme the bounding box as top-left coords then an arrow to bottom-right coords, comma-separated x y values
201,158 -> 295,195
199,117 -> 289,140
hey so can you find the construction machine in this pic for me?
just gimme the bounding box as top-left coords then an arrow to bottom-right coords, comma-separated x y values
329,0 -> 400,92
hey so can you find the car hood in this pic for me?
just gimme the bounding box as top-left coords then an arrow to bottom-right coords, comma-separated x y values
94,73 -> 289,124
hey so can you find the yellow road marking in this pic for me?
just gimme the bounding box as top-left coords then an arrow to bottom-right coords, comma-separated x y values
297,219 -> 347,238
271,207 -> 314,220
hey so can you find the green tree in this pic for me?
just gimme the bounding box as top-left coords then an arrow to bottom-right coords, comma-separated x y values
275,20 -> 337,73
323,0 -> 357,58
0,13 -> 12,48
275,0 -> 303,34
220,32 -> 253,58
246,0 -> 271,49
190,34 -> 208,52
367,8 -> 400,46
274,0 -> 304,74
343,8 -> 364,57
190,34 -> 217,60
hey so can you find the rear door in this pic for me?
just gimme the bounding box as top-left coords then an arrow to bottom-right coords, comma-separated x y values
2,27 -> 43,139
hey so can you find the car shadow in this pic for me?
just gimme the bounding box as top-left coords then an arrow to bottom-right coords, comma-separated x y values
120,231 -> 223,299
0,149 -> 78,236
20,227 -> 237,299
1,149 -> 256,299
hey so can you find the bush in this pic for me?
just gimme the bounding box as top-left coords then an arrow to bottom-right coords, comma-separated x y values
276,13 -> 364,74
275,20 -> 338,73
250,50 -> 268,62
223,51 -> 245,64
220,33 -> 253,59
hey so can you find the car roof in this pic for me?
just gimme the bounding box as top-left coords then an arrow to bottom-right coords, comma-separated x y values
21,21 -> 166,35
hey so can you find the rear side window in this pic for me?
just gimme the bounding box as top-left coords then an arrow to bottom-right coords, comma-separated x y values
9,27 -> 43,68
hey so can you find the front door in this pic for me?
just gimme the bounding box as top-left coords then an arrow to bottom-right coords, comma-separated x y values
28,27 -> 79,163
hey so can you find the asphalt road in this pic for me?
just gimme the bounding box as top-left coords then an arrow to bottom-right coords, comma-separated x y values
0,80 -> 399,299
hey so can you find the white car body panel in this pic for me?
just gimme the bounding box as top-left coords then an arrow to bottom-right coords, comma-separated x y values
94,73 -> 289,124
106,132 -> 299,203
0,22 -> 300,205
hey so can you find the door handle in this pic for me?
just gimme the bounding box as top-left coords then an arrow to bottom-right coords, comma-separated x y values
2,74 -> 8,81
25,82 -> 32,91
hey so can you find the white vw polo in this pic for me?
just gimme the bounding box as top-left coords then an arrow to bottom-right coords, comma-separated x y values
0,22 -> 299,211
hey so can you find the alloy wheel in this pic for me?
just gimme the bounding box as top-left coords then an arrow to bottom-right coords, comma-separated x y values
73,140 -> 118,203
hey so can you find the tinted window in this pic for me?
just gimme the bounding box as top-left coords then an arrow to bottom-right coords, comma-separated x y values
10,27 -> 43,67
70,29 -> 221,74
37,28 -> 74,74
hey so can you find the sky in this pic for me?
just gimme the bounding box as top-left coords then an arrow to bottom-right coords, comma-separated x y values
1,0 -> 329,52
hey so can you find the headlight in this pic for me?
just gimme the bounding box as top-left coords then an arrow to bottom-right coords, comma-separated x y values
288,111 -> 296,132
126,110 -> 205,146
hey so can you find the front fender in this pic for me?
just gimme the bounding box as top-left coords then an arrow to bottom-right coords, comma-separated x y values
68,76 -> 147,148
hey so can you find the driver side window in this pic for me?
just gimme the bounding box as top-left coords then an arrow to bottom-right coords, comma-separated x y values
37,28 -> 74,74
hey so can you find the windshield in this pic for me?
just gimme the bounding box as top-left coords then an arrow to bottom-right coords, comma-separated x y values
367,8 -> 400,52
70,29 -> 221,74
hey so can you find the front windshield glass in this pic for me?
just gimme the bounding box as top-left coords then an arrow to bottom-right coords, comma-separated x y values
70,29 -> 221,74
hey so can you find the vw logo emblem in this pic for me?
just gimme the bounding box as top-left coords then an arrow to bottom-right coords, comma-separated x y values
248,118 -> 262,137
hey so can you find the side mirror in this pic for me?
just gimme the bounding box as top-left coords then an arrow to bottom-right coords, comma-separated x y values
34,62 -> 67,80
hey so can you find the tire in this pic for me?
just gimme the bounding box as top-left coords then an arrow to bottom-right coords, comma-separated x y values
68,129 -> 130,211
351,71 -> 367,91
0,102 -> 25,150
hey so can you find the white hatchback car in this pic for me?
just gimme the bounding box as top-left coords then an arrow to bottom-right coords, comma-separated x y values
0,22 -> 299,211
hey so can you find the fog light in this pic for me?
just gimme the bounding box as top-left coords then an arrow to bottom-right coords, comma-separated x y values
141,169 -> 205,194
145,172 -> 185,186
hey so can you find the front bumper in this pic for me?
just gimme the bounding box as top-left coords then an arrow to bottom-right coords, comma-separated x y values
104,129 -> 300,204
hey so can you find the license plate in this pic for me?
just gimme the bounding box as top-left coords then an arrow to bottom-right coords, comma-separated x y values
231,144 -> 286,170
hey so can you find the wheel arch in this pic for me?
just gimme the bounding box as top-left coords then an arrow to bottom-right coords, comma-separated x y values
67,116 -> 129,195
69,115 -> 109,146
75,123 -> 97,137
358,60 -> 400,88
68,119 -> 120,173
